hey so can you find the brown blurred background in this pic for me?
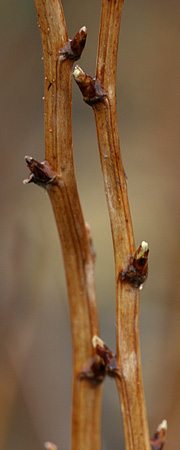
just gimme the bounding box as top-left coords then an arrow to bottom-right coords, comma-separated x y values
0,0 -> 180,449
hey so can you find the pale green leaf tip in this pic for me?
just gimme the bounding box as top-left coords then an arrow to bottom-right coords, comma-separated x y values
158,419 -> 168,431
92,335 -> 104,348
141,241 -> 149,252
81,26 -> 87,33
135,241 -> 149,260
73,66 -> 82,79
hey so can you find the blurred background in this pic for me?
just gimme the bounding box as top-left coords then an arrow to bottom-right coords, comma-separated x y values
0,0 -> 180,449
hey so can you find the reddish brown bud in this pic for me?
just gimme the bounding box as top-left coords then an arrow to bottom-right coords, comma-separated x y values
58,26 -> 87,61
150,420 -> 167,450
73,66 -> 107,105
24,156 -> 56,189
92,335 -> 119,377
79,336 -> 120,383
120,241 -> 149,289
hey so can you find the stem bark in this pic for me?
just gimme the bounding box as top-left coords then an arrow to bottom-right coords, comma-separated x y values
33,2 -> 102,449
94,1 -> 151,448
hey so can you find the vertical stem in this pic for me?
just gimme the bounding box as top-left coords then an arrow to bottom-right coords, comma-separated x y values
94,0 -> 151,448
33,1 -> 102,449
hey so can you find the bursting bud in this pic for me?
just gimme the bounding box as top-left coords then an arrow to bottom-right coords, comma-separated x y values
73,66 -> 106,105
150,419 -> 167,449
120,241 -> 149,289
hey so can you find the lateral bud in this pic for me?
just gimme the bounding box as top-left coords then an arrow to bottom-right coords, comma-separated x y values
150,419 -> 167,450
120,241 -> 149,289
23,156 -> 56,190
58,26 -> 87,61
73,66 -> 107,105
79,336 -> 120,382
92,335 -> 119,377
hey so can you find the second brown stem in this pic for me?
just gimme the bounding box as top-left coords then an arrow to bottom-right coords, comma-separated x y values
95,0 -> 151,448
74,0 -> 151,447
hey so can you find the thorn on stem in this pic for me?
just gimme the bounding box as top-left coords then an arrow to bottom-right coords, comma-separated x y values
150,419 -> 167,450
23,156 -> 56,189
120,241 -> 149,289
58,26 -> 87,61
48,81 -> 52,90
73,66 -> 107,105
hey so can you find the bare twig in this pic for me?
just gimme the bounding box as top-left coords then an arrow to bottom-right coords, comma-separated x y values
74,0 -> 151,448
26,1 -> 102,449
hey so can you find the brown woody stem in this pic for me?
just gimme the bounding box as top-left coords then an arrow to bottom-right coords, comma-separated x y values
31,2 -> 102,450
96,1 -> 151,448
74,0 -> 151,448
